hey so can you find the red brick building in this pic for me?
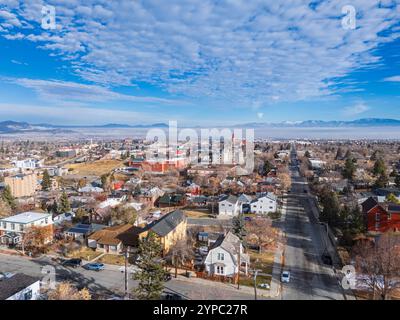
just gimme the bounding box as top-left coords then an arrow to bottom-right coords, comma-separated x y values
361,197 -> 400,233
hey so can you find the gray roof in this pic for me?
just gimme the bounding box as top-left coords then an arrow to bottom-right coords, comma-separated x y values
210,231 -> 249,264
0,211 -> 52,224
150,210 -> 186,237
0,273 -> 40,300
220,195 -> 238,204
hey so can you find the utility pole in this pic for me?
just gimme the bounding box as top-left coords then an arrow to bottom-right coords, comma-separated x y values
237,243 -> 241,290
124,249 -> 129,299
253,270 -> 258,300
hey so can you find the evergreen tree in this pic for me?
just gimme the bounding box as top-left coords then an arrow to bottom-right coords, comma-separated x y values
1,185 -> 16,210
342,158 -> 357,180
134,232 -> 168,300
41,169 -> 52,191
373,158 -> 386,176
262,160 -> 273,176
344,149 -> 352,159
58,192 -> 71,213
320,189 -> 340,227
232,213 -> 246,241
374,173 -> 389,189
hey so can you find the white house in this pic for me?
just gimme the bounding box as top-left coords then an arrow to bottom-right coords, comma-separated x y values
0,211 -> 53,245
250,193 -> 277,214
204,231 -> 249,277
218,195 -> 239,218
0,273 -> 41,300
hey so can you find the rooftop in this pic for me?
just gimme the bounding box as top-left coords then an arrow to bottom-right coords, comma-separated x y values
0,273 -> 40,300
0,211 -> 52,224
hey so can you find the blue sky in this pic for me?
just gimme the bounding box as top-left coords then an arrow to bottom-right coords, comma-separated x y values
0,0 -> 400,125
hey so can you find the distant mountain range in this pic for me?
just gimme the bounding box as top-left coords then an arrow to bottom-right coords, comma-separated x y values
0,118 -> 400,133
238,118 -> 400,128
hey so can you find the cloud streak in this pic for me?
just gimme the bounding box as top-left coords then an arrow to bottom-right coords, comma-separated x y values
0,0 -> 399,104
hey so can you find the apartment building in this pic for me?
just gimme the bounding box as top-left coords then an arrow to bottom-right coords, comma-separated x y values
4,174 -> 38,198
0,211 -> 53,245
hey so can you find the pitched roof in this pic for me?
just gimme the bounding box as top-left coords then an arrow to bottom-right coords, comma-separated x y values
158,193 -> 185,205
88,224 -> 137,246
210,231 -> 249,264
220,195 -> 238,204
361,197 -> 378,213
150,209 -> 186,237
0,273 -> 40,300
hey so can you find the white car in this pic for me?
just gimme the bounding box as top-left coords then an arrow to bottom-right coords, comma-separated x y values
281,271 -> 290,283
258,283 -> 270,289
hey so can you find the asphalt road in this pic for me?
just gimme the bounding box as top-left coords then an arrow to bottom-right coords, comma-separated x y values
280,147 -> 345,300
0,253 -> 256,300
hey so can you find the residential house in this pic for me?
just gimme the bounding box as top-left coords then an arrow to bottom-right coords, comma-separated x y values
250,193 -> 277,214
204,231 -> 249,278
0,212 -> 53,245
64,223 -> 106,243
361,197 -> 400,233
218,195 -> 239,218
88,224 -> 140,254
148,209 -> 187,254
156,193 -> 187,208
0,273 -> 41,300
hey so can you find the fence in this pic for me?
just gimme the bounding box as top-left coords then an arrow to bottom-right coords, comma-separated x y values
195,271 -> 236,284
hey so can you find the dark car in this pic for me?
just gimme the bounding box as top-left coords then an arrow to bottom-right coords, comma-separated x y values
244,216 -> 252,221
162,292 -> 184,300
62,258 -> 82,268
164,273 -> 172,281
322,254 -> 333,266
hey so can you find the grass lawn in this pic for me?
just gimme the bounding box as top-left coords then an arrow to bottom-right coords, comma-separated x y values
66,248 -> 103,261
249,250 -> 275,275
98,254 -> 126,266
65,160 -> 124,176
184,209 -> 212,218
239,274 -> 271,288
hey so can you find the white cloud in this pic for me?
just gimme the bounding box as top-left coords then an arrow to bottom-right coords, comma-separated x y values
0,0 -> 399,104
5,77 -> 182,105
383,75 -> 400,82
343,102 -> 370,116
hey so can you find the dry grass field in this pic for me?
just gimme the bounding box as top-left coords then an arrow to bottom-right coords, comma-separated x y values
65,160 -> 124,176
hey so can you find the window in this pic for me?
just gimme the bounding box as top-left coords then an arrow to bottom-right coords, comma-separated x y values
2,222 -> 6,229
24,289 -> 32,300
376,213 -> 380,222
217,253 -> 224,261
19,224 -> 24,231
11,223 -> 15,230
45,218 -> 48,224
216,266 -> 224,275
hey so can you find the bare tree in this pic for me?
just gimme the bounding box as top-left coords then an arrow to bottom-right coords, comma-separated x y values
353,234 -> 400,300
245,218 -> 277,253
47,282 -> 91,300
166,238 -> 194,278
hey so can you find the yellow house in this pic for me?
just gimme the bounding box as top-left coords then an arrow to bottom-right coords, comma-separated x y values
149,209 -> 187,255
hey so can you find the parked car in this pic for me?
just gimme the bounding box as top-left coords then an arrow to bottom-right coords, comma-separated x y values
84,263 -> 105,271
281,271 -> 290,283
198,246 -> 208,255
161,292 -> 184,300
258,283 -> 270,289
62,258 -> 82,268
164,273 -> 172,281
244,216 -> 252,221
